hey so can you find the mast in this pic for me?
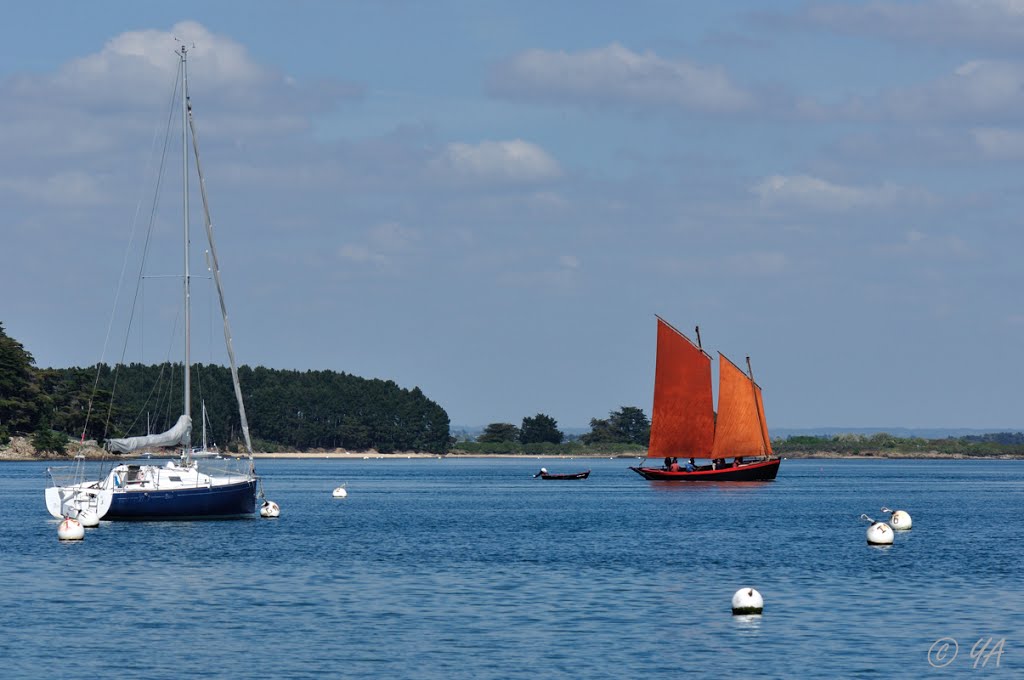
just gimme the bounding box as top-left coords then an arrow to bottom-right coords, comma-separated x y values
181,44 -> 192,462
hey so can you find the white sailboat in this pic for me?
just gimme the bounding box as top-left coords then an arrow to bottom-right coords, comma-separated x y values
45,45 -> 261,520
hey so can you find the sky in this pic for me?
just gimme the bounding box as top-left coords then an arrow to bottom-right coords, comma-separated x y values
4,1 -> 1024,431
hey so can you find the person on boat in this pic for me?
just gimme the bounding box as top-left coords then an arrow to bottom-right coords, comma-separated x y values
535,467 -> 548,478
663,456 -> 672,470
685,458 -> 696,472
669,457 -> 680,472
735,456 -> 744,467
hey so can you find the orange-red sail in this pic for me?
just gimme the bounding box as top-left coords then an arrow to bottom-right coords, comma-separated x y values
710,353 -> 772,459
647,318 -> 715,459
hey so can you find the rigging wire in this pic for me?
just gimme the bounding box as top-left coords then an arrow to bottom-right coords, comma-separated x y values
80,64 -> 182,443
99,65 -> 182,441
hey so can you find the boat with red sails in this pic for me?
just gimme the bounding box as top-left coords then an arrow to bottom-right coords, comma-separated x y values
629,317 -> 780,482
534,467 -> 591,480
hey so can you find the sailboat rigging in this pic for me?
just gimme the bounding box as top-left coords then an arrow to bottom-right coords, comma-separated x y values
630,317 -> 781,482
45,44 -> 262,520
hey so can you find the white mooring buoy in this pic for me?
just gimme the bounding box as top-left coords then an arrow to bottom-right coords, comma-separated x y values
881,506 -> 912,531
332,485 -> 348,498
58,517 -> 85,541
861,514 -> 894,545
731,588 -> 764,615
77,509 -> 100,528
260,500 -> 280,518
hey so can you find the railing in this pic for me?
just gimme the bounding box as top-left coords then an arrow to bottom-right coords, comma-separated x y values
45,465 -> 94,489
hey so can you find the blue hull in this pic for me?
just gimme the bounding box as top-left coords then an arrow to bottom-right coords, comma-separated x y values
105,479 -> 258,520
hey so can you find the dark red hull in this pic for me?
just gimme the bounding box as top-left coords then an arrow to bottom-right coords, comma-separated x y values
538,470 -> 591,480
630,458 -> 780,482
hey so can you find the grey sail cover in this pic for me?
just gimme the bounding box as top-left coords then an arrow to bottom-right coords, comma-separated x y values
106,415 -> 192,454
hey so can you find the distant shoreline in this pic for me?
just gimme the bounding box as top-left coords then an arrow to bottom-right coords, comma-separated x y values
3,435 -> 1023,462
4,448 -> 1023,462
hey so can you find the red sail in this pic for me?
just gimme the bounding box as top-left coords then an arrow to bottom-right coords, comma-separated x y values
647,318 -> 714,459
710,354 -> 771,459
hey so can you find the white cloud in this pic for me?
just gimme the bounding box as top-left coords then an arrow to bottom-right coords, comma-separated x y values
338,222 -> 420,270
813,59 -> 1024,123
0,22 -> 361,214
559,255 -> 580,269
800,0 -> 1024,48
875,230 -> 976,259
11,21 -> 274,111
893,60 -> 1024,120
61,21 -> 263,89
753,174 -> 932,211
0,171 -> 108,206
338,243 -> 389,266
430,140 -> 562,183
368,222 -> 419,252
724,251 -> 789,276
490,43 -> 753,114
971,126 -> 1024,157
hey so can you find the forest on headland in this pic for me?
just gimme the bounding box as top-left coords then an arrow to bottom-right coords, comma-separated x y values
1,322 -> 448,454
4,322 -> 1024,458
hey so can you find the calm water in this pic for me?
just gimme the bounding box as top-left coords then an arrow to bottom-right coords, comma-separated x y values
2,457 -> 1022,678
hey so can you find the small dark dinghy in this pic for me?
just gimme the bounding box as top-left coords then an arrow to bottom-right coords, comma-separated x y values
534,467 -> 590,480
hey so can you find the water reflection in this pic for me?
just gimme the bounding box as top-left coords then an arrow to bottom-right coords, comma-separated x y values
731,614 -> 763,636
647,480 -> 774,494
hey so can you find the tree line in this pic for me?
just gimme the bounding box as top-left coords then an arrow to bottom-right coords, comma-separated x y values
455,406 -> 651,454
1,322 -> 450,454
773,432 -> 1024,457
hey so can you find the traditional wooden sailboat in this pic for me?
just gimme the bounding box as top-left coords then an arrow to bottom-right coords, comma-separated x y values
629,317 -> 781,481
44,45 -> 261,520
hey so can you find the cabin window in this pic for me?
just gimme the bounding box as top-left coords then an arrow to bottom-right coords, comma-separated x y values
168,476 -> 182,482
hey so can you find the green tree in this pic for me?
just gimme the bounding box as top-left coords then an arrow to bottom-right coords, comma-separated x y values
520,413 -> 563,444
0,322 -> 43,434
30,359 -> 452,454
477,422 -> 520,443
31,417 -> 68,455
582,406 -> 650,445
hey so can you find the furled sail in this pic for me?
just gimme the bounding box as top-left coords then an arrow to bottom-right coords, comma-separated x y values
710,354 -> 772,459
647,318 -> 715,459
106,415 -> 192,454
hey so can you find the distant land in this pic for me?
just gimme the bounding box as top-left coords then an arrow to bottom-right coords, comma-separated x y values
452,425 -> 1024,441
771,427 -> 1024,439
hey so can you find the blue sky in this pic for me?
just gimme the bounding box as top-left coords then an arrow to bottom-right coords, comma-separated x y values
4,1 -> 1024,430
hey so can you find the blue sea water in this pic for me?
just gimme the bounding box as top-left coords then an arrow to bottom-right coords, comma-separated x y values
1,457 -> 1022,678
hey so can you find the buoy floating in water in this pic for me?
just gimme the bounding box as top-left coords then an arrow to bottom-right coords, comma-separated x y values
861,514 -> 894,545
881,506 -> 912,531
731,588 -> 764,615
57,517 -> 85,541
77,509 -> 100,528
260,500 -> 280,518
332,485 -> 348,498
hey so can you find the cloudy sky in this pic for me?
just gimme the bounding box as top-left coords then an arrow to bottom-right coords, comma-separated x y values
5,1 -> 1024,431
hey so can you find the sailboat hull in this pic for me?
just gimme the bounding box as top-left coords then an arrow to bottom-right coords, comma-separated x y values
630,458 -> 781,482
104,479 -> 258,520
